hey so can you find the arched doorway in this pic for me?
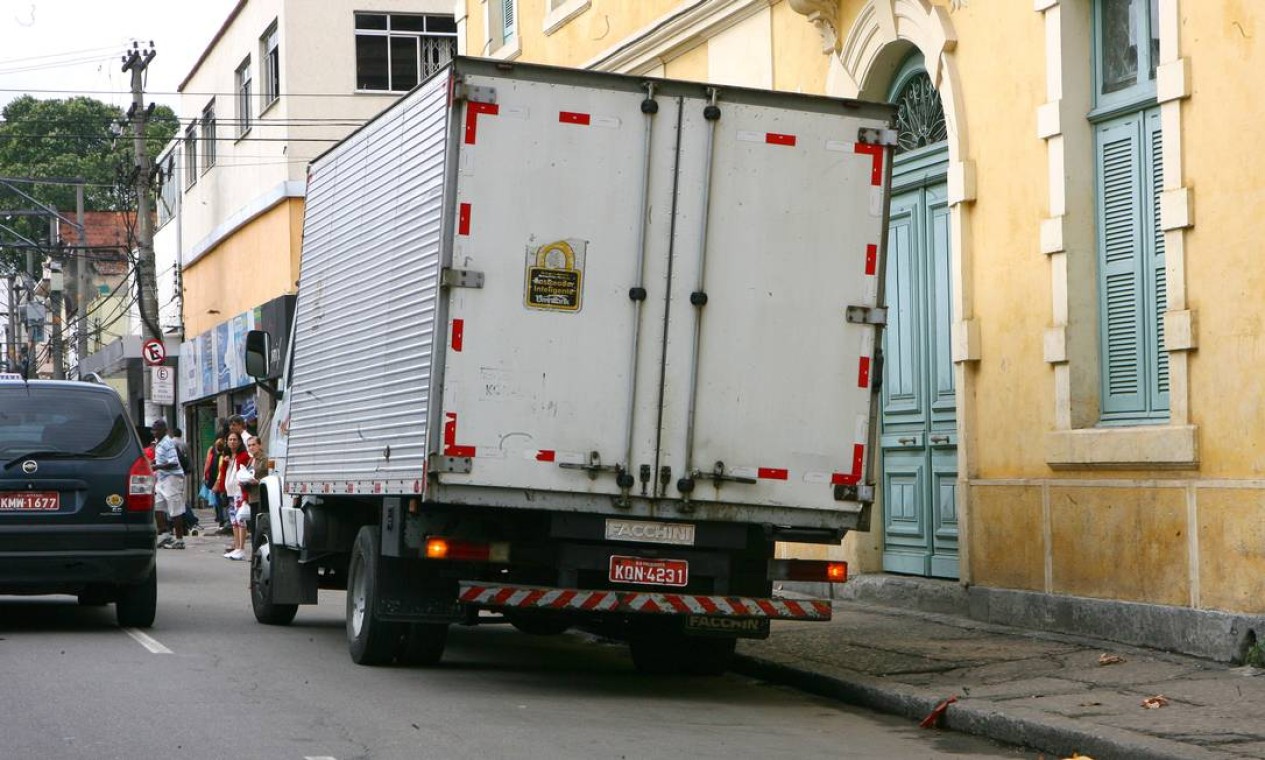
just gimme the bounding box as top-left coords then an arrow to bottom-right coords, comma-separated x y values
879,52 -> 959,579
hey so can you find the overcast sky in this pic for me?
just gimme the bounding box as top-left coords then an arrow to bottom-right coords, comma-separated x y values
0,0 -> 240,116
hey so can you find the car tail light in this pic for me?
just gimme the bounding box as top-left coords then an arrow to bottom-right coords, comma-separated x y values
127,456 -> 155,512
768,559 -> 848,584
424,537 -> 509,563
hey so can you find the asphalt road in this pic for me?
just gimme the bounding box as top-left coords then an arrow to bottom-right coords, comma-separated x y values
0,534 -> 1039,760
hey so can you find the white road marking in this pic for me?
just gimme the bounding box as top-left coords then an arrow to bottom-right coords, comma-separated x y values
122,628 -> 172,654
304,756 -> 339,760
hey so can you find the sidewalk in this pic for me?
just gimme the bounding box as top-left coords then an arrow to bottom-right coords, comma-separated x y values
734,591 -> 1265,760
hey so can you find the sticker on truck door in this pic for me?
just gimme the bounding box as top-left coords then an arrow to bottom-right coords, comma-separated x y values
524,239 -> 585,312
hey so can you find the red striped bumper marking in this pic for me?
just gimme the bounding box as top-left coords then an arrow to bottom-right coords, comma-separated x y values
464,102 -> 499,144
758,467 -> 789,480
854,143 -> 885,186
457,583 -> 834,620
559,111 -> 591,125
765,132 -> 796,146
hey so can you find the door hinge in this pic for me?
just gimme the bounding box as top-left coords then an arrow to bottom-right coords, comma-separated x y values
846,305 -> 887,326
441,268 -> 485,289
429,453 -> 473,474
857,127 -> 899,147
453,81 -> 497,104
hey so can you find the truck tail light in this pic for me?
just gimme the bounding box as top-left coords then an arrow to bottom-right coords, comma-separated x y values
768,559 -> 848,584
127,456 -> 156,512
425,537 -> 509,563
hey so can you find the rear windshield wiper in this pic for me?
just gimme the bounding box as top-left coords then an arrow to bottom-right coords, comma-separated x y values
3,450 -> 107,469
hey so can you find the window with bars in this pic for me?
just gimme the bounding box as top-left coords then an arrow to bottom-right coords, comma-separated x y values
236,58 -> 252,136
354,13 -> 457,92
183,125 -> 197,190
1092,0 -> 1166,422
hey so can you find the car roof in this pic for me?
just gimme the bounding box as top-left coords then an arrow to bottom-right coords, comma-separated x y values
0,378 -> 122,396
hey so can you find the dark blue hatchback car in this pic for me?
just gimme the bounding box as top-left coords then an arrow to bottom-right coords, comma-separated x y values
0,378 -> 157,627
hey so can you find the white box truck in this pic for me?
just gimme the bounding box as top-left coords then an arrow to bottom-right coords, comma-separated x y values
245,57 -> 895,673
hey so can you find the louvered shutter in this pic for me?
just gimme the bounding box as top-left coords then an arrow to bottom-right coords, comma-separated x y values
503,0 -> 516,39
1144,108 -> 1169,412
1095,113 -> 1146,417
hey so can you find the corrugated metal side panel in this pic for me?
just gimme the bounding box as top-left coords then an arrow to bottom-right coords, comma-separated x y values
284,72 -> 451,491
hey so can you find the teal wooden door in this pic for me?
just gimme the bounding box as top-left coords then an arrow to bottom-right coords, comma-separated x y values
880,174 -> 959,579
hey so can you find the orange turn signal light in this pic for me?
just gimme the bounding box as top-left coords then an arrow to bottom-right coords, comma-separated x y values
768,559 -> 849,584
424,537 -> 510,563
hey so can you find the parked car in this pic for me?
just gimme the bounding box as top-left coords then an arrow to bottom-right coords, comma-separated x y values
0,376 -> 157,627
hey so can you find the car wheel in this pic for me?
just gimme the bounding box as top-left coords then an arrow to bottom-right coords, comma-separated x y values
115,566 -> 157,628
346,526 -> 402,665
251,515 -> 298,625
397,623 -> 448,666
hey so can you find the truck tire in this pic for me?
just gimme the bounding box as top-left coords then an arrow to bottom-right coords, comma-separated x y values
681,636 -> 736,676
347,525 -> 402,665
251,515 -> 299,626
397,623 -> 448,666
115,566 -> 157,628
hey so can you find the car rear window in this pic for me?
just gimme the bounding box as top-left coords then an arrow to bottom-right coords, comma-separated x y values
0,388 -> 133,458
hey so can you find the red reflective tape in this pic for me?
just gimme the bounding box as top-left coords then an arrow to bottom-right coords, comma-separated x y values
464,101 -> 499,144
559,111 -> 591,125
451,319 -> 464,352
666,595 -> 692,614
858,356 -> 871,388
758,467 -> 789,480
813,601 -> 833,618
727,597 -> 750,616
756,599 -> 779,616
458,586 -> 483,602
551,590 -> 577,608
520,589 -> 545,607
458,202 -> 471,236
493,587 -> 516,605
698,596 -> 719,614
765,132 -> 796,147
854,143 -> 885,186
852,443 -> 864,478
636,596 -> 662,613
785,600 -> 806,617
442,413 -> 476,458
580,592 -> 608,610
865,244 -> 878,276
535,450 -> 556,462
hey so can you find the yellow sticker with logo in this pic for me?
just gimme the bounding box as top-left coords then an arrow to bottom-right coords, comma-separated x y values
525,239 -> 585,312
106,494 -> 124,509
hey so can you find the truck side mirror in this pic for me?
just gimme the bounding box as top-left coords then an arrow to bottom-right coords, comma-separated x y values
245,330 -> 271,379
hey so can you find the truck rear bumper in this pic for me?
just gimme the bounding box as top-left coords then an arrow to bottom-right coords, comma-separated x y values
458,581 -> 832,621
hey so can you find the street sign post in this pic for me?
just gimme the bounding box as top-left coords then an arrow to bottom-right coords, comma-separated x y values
142,338 -> 166,366
151,365 -> 175,405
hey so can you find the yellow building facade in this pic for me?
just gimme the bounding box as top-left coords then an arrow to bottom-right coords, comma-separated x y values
463,0 -> 1265,658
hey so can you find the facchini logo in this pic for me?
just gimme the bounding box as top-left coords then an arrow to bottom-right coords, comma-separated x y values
605,519 -> 696,546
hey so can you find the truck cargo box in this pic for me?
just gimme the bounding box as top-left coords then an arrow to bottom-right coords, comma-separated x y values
283,57 -> 893,534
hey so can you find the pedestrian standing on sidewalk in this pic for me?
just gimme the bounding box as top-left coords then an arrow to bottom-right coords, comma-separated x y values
228,414 -> 255,448
151,420 -> 187,550
171,427 -> 200,536
239,436 -> 270,543
211,438 -> 233,534
222,432 -> 251,560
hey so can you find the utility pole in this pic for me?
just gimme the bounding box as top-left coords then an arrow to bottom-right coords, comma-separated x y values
75,183 -> 90,365
122,42 -> 160,343
48,216 -> 64,379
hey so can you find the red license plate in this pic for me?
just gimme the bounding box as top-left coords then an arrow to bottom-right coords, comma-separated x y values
0,492 -> 60,511
609,555 -> 688,587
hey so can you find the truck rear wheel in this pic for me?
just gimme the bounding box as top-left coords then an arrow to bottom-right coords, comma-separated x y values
251,515 -> 299,626
347,526 -> 402,665
397,623 -> 448,666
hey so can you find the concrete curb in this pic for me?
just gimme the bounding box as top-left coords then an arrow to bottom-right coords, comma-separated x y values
731,652 -> 1238,760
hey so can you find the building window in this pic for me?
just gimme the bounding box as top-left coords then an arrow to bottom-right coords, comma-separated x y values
200,101 -> 216,172
158,153 -> 177,226
236,58 -> 252,136
355,13 -> 457,92
262,23 -> 280,109
1092,0 -> 1165,423
184,124 -> 197,189
543,0 -> 591,36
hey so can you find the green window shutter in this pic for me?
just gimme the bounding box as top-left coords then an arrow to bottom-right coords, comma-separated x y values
1095,106 -> 1166,422
1096,113 -> 1146,418
1144,108 -> 1169,411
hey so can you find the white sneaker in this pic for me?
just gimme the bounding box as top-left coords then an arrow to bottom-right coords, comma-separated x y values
157,533 -> 174,548
227,549 -> 246,561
